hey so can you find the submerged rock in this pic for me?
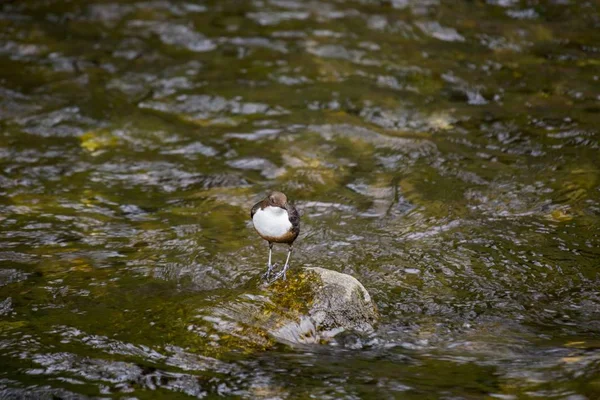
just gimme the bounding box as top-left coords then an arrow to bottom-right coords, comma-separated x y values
206,267 -> 378,346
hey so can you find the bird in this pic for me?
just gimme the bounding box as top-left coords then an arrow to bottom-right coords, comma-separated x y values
250,191 -> 300,281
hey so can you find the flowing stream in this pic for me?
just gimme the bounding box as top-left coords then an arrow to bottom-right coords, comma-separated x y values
1,0 -> 600,398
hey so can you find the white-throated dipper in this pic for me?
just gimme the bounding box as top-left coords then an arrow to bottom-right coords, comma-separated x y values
251,191 -> 300,281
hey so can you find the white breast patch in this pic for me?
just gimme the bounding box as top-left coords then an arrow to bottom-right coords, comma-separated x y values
253,206 -> 292,238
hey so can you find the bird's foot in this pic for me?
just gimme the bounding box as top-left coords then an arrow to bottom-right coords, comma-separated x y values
270,264 -> 289,283
263,263 -> 276,281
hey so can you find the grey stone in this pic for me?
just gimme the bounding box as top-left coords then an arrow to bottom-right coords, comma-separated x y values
304,267 -> 376,334
206,267 -> 378,346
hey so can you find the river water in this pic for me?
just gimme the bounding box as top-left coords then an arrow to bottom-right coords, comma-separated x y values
1,0 -> 599,398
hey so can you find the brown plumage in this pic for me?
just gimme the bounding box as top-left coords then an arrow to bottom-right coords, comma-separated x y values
250,191 -> 300,281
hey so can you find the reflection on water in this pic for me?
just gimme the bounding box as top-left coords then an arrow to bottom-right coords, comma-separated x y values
1,0 -> 600,398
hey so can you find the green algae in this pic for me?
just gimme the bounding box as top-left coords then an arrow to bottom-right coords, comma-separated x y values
267,269 -> 321,316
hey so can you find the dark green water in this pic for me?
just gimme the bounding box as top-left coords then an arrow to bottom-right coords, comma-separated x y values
1,0 -> 600,398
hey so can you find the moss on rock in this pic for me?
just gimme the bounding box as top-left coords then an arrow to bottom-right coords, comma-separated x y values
206,267 -> 378,347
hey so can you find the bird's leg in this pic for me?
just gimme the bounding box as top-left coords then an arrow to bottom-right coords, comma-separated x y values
263,242 -> 274,280
272,245 -> 293,281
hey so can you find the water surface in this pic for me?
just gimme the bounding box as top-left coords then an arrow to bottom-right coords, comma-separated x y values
1,0 -> 600,398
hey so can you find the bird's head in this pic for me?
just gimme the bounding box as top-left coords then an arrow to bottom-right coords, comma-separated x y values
267,191 -> 288,207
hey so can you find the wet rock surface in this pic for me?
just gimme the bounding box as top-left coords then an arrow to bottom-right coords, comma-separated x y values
209,267 -> 378,346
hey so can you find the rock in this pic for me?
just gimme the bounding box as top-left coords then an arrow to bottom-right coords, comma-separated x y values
298,267 -> 377,337
205,267 -> 378,346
